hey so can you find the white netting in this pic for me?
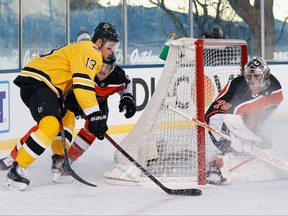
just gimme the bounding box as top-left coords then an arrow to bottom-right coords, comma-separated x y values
105,38 -> 247,185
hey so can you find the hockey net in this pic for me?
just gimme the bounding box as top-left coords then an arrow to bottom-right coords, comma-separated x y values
104,38 -> 248,186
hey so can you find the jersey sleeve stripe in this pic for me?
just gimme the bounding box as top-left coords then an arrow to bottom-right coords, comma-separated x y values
73,84 -> 95,91
72,73 -> 91,79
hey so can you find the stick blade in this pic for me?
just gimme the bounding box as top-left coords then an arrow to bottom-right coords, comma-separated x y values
65,166 -> 97,187
166,188 -> 202,196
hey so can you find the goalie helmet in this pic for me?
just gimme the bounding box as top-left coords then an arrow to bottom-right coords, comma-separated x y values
91,22 -> 119,43
244,56 -> 271,97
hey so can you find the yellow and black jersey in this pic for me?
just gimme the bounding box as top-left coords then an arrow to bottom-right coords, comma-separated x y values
14,41 -> 103,116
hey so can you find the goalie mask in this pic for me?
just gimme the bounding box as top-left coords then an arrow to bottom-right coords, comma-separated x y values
244,57 -> 271,97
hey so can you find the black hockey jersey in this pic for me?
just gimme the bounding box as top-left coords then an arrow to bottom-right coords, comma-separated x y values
94,65 -> 132,103
205,74 -> 283,133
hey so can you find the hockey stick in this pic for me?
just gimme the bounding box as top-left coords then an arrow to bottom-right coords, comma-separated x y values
104,133 -> 202,196
168,105 -> 288,172
228,156 -> 256,173
59,123 -> 97,187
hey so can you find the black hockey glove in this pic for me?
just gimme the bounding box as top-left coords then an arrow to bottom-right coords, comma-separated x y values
64,90 -> 83,117
119,93 -> 136,118
87,111 -> 108,140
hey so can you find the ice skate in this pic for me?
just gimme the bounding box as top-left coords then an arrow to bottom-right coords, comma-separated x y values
51,154 -> 73,183
3,161 -> 30,191
206,158 -> 227,186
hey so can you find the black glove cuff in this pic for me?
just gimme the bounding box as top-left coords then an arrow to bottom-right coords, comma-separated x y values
120,93 -> 135,104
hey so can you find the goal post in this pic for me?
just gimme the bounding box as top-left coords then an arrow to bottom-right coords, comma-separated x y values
104,38 -> 248,186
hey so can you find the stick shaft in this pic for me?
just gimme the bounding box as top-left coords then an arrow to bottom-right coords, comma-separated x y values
104,133 -> 202,196
59,123 -> 97,187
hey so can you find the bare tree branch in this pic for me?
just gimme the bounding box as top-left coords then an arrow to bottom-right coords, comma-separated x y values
275,17 -> 288,44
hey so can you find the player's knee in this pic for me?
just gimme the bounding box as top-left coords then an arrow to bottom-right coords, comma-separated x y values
39,116 -> 60,140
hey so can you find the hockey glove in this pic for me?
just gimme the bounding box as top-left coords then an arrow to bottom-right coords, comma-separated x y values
64,90 -> 83,117
87,111 -> 108,140
119,93 -> 136,118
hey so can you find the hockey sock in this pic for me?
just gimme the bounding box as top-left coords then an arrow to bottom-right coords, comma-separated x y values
10,125 -> 39,160
68,127 -> 96,161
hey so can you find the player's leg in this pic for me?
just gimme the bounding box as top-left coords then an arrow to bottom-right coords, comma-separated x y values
67,100 -> 108,162
4,86 -> 62,191
67,125 -> 96,161
0,125 -> 39,170
50,110 -> 75,183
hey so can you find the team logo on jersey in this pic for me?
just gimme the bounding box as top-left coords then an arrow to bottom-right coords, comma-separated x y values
0,81 -> 10,133
37,106 -> 43,113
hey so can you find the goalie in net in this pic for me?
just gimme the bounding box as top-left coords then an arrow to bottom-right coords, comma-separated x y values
205,56 -> 283,185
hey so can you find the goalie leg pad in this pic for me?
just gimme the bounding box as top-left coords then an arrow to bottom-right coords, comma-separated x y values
223,114 -> 262,142
230,132 -> 253,153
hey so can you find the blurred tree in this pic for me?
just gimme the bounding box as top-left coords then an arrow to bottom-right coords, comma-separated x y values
228,0 -> 274,58
149,0 -> 188,37
70,0 -> 100,11
193,0 -> 233,38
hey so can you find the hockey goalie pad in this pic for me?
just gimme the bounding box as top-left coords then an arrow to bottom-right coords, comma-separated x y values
220,153 -> 288,183
223,114 -> 262,142
223,114 -> 262,153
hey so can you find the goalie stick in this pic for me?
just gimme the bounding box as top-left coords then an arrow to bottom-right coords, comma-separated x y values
228,156 -> 256,173
168,105 -> 288,173
59,123 -> 97,187
104,133 -> 202,196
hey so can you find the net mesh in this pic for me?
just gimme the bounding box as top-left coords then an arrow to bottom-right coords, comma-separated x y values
104,38 -> 247,185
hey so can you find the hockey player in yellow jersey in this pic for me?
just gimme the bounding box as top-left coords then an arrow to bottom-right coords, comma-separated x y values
3,22 -> 120,191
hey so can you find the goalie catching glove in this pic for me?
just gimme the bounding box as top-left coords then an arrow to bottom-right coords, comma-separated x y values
119,93 -> 136,118
86,111 -> 108,140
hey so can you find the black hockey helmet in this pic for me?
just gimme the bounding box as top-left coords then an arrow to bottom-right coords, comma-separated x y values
91,22 -> 119,43
103,53 -> 116,65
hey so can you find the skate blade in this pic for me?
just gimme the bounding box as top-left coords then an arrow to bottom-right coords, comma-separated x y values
52,172 -> 73,184
3,178 -> 28,191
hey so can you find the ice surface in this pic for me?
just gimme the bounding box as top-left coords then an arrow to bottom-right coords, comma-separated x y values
1,133 -> 288,215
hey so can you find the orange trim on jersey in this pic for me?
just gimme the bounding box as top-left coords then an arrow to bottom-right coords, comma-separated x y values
234,90 -> 283,115
95,84 -> 125,102
214,80 -> 231,101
